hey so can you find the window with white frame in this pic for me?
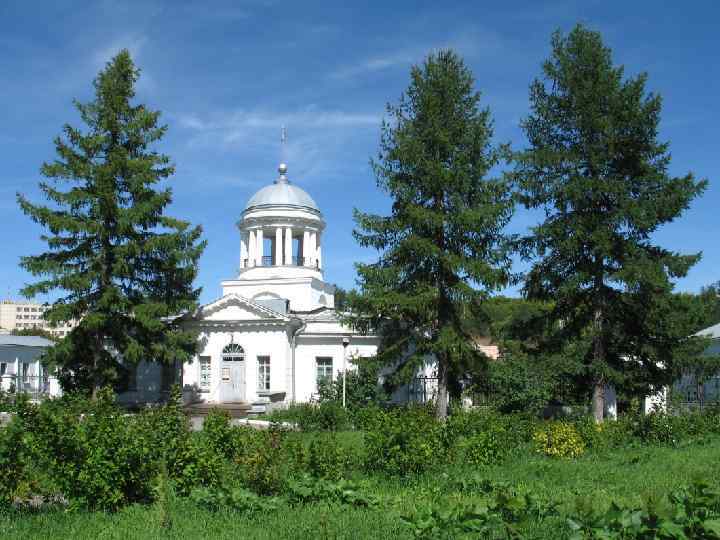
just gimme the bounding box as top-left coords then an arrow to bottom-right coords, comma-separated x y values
316,357 -> 333,387
199,356 -> 211,391
257,356 -> 270,391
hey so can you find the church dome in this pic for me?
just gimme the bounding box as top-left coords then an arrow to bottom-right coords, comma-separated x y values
245,163 -> 320,213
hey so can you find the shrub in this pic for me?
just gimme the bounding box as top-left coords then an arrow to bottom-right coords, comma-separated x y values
307,434 -> 345,480
316,360 -> 389,410
171,435 -> 225,496
0,417 -> 27,506
533,421 -> 585,459
463,429 -> 509,466
202,408 -> 235,456
238,429 -> 291,495
350,403 -> 386,431
24,388 -> 158,510
443,408 -> 538,453
364,405 -> 444,476
268,402 -> 349,432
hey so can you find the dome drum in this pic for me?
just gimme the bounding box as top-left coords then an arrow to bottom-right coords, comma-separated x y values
238,164 -> 324,276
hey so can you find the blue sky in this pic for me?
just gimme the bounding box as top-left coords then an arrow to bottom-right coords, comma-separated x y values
1,0 -> 718,305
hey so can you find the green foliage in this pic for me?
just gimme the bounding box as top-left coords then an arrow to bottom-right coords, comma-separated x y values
201,408 -> 235,455
348,49 -> 515,419
170,435 -> 224,497
364,405 -> 445,475
307,434 -> 345,481
512,24 -> 709,421
0,417 -> 28,506
568,481 -> 720,539
10,327 -> 58,341
190,486 -> 279,514
17,49 -> 205,393
444,408 -> 537,451
21,388 -> 158,510
285,475 -> 379,508
317,358 -> 389,411
533,421 -> 585,459
462,430 -> 509,467
237,429 -> 292,495
401,484 -> 556,539
268,402 -> 350,432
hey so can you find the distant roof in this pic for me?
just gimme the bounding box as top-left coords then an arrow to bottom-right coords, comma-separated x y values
697,323 -> 720,340
0,335 -> 55,347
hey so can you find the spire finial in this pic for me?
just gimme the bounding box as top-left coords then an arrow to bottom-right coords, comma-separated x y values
277,125 -> 289,183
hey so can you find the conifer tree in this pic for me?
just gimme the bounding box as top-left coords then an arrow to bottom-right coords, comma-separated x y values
512,25 -> 708,421
349,50 -> 514,420
17,50 -> 206,395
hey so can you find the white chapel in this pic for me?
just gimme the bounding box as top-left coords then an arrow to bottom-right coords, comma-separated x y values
176,161 -> 379,411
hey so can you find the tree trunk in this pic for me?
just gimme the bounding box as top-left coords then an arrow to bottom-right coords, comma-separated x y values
591,379 -> 604,423
592,306 -> 604,423
92,331 -> 103,399
436,353 -> 449,421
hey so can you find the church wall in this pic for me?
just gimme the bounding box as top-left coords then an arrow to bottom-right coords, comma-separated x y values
222,278 -> 318,312
184,325 -> 291,404
293,338 -> 378,403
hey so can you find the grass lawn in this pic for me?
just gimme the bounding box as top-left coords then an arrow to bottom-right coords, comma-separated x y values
3,433 -> 719,539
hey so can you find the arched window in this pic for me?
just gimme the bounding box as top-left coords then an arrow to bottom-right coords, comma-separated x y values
222,343 -> 245,362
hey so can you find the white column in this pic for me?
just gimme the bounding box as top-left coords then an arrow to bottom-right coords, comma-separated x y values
240,232 -> 248,269
302,230 -> 310,266
248,230 -> 256,267
309,231 -> 317,268
275,228 -> 283,265
256,229 -> 264,266
284,227 -> 293,265
317,234 -> 322,270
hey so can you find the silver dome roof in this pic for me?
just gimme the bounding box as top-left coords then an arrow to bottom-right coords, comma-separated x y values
244,164 -> 320,213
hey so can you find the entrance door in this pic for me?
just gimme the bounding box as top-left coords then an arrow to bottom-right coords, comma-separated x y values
220,343 -> 246,402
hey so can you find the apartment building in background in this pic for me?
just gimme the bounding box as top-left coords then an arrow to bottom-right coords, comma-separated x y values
0,299 -> 77,338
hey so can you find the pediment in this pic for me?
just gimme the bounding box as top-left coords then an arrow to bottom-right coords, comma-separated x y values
195,294 -> 288,322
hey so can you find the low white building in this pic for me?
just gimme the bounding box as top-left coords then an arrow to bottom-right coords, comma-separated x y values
120,162 -> 380,411
0,334 -> 61,400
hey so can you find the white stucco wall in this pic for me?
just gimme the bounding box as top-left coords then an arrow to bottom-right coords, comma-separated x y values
184,325 -> 291,404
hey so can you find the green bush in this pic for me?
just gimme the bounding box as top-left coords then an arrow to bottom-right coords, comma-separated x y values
238,429 -> 292,495
364,405 -> 444,476
462,429 -> 509,466
267,401 -> 349,431
444,408 -> 537,452
307,434 -> 345,480
533,421 -> 585,459
0,417 -> 27,506
23,388 -> 158,510
171,435 -> 225,496
202,408 -> 235,456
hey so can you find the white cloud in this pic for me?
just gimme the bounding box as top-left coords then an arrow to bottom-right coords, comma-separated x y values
176,107 -> 379,147
331,50 -> 419,80
330,26 -> 510,80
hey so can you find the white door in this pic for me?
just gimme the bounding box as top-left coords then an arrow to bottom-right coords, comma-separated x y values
220,358 -> 245,402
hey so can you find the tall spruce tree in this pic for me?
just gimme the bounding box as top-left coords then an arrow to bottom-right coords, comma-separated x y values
512,25 -> 708,421
17,50 -> 206,395
348,50 -> 514,420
